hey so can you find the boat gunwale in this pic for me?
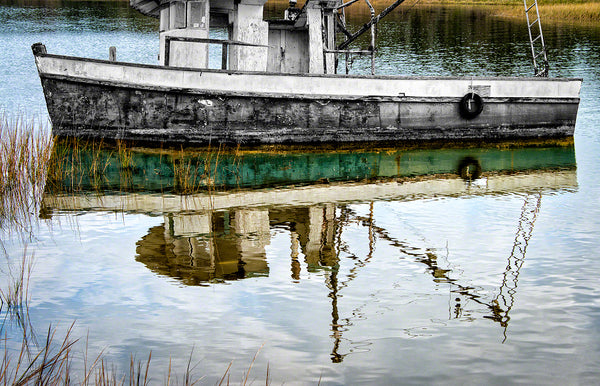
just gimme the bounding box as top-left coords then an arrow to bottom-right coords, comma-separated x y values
38,72 -> 582,104
33,49 -> 584,84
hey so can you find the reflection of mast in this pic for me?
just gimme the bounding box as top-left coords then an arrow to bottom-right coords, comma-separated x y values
282,204 -> 349,362
329,268 -> 343,363
349,202 -> 543,338
328,203 -> 375,363
293,192 -> 543,361
315,204 -> 344,363
485,193 -> 542,342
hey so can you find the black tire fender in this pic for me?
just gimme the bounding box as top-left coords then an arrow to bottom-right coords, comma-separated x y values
458,156 -> 482,181
459,93 -> 484,119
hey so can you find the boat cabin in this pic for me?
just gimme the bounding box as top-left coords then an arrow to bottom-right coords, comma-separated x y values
131,0 -> 343,74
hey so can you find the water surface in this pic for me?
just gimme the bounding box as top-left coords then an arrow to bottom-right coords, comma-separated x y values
1,2 -> 600,384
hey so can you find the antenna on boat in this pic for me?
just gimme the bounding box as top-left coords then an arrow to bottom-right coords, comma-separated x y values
524,0 -> 549,77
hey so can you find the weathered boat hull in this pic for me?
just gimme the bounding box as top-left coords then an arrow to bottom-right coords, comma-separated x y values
33,44 -> 582,145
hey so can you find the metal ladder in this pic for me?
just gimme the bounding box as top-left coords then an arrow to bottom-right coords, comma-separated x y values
524,0 -> 549,77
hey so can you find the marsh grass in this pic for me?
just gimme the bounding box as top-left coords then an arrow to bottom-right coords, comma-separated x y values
278,0 -> 600,24
0,113 -> 53,232
45,137 -> 116,194
172,144 -> 232,195
0,322 -> 206,386
1,320 -> 263,385
0,247 -> 33,323
1,323 -> 77,386
416,0 -> 600,24
45,138 -> 242,196
498,2 -> 600,23
218,343 -> 269,386
0,249 -> 32,313
172,150 -> 208,195
0,245 -> 36,353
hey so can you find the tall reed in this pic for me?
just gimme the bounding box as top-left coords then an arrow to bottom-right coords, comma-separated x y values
0,245 -> 34,329
0,113 -> 53,232
0,324 -> 209,385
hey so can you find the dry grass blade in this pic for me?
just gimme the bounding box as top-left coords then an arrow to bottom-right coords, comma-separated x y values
265,362 -> 270,386
218,361 -> 233,386
6,322 -> 78,386
166,357 -> 171,386
243,342 -> 265,386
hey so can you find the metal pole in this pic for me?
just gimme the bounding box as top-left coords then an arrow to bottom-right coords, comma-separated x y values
221,43 -> 228,70
338,0 -> 406,50
364,0 -> 376,74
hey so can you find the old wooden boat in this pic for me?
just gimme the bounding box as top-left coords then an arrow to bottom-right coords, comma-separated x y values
32,0 -> 582,145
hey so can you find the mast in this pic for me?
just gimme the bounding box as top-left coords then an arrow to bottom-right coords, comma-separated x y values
524,0 -> 549,77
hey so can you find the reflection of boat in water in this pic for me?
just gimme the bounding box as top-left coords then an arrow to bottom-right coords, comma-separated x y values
42,142 -> 576,354
136,209 -> 271,285
46,139 -> 577,192
43,142 -> 577,284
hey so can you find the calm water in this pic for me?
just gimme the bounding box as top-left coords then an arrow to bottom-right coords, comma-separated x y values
2,1 -> 600,384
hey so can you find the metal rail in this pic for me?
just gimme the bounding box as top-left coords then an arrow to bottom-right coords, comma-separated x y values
337,0 -> 407,50
333,0 -> 407,75
164,36 -> 269,69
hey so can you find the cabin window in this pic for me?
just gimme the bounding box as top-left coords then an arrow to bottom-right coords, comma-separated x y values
170,1 -> 186,29
187,1 -> 207,30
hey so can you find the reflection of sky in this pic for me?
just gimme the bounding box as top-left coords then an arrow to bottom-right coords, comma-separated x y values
3,174 -> 597,384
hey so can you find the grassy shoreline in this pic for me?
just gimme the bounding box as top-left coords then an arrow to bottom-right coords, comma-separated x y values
5,0 -> 600,25
283,0 -> 600,25
347,0 -> 600,25
421,0 -> 600,24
